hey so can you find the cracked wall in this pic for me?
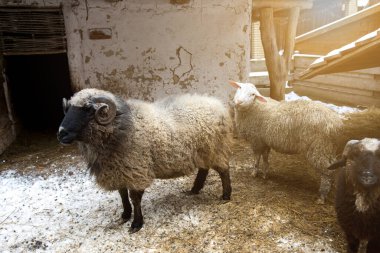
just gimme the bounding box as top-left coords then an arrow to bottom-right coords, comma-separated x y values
1,0 -> 252,102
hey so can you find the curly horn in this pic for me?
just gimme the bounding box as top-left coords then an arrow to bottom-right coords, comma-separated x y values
92,95 -> 117,125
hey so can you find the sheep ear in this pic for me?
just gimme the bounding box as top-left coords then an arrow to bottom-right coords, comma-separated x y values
328,140 -> 359,170
253,89 -> 268,103
229,80 -> 240,89
255,95 -> 267,103
327,158 -> 347,170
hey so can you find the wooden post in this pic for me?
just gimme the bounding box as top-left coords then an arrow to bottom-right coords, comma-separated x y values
260,7 -> 300,101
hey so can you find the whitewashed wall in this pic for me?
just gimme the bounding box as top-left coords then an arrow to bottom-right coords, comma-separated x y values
1,0 -> 252,103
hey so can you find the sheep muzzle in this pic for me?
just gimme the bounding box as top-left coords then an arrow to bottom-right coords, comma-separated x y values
359,171 -> 378,186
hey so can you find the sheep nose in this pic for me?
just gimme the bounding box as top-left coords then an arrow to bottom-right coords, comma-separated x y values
57,127 -> 68,141
360,171 -> 378,186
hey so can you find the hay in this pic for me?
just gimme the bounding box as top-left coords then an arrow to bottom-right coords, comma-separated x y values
0,137 -> 347,252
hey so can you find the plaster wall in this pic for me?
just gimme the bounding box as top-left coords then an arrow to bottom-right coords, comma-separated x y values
1,0 -> 251,102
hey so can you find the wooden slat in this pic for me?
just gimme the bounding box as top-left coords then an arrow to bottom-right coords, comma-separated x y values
299,37 -> 380,79
296,3 -> 380,44
293,83 -> 380,107
293,80 -> 374,96
0,7 -> 66,55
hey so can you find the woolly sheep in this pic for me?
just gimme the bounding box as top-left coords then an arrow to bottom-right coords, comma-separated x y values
57,88 -> 232,232
229,81 -> 380,203
328,138 -> 380,253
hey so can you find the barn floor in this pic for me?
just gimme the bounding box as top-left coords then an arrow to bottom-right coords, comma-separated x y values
0,133 -> 352,253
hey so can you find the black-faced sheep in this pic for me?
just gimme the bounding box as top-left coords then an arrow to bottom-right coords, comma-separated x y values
57,88 -> 232,232
229,81 -> 380,203
328,138 -> 380,253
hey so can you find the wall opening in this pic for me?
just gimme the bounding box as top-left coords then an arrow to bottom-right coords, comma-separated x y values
4,53 -> 73,134
0,7 -> 72,151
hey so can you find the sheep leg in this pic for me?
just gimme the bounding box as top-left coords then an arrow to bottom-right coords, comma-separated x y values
261,148 -> 270,179
129,190 -> 145,233
215,167 -> 232,201
367,237 -> 380,253
252,153 -> 261,177
345,232 -> 360,253
119,188 -> 132,221
190,168 -> 209,194
307,142 -> 334,204
317,169 -> 333,204
105,189 -> 132,229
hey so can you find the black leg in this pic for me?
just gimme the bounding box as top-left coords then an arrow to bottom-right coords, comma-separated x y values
367,237 -> 380,253
129,190 -> 145,233
118,188 -> 132,221
190,168 -> 209,194
345,232 -> 360,253
216,168 -> 232,201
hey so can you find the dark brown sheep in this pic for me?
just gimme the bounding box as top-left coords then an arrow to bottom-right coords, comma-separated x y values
328,138 -> 380,253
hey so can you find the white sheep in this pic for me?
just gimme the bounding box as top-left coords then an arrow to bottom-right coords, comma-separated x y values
229,81 -> 380,203
58,88 -> 233,232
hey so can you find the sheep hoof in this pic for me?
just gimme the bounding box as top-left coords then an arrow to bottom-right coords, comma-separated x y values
129,222 -> 143,233
316,197 -> 326,205
220,194 -> 231,202
184,190 -> 199,196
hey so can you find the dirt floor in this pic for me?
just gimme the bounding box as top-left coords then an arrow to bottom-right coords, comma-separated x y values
0,133 -> 351,253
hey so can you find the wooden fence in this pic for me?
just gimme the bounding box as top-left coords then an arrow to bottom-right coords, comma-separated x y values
291,54 -> 380,107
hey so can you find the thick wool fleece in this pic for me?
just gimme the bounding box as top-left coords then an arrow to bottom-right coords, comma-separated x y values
236,99 -> 342,169
69,89 -> 232,191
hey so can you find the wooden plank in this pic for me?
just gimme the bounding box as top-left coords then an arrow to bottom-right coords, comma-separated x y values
296,3 -> 380,44
354,28 -> 380,47
309,57 -> 327,69
293,70 -> 380,92
295,3 -> 380,55
351,67 -> 380,75
293,84 -> 380,107
250,58 -> 267,71
299,38 -> 380,79
295,66 -> 379,79
292,80 -> 374,96
293,54 -> 321,68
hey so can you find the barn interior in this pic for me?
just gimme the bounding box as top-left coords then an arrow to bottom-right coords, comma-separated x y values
0,7 -> 72,151
4,53 -> 72,132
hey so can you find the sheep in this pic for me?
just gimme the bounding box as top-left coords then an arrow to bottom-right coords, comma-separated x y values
327,138 -> 380,253
57,88 -> 232,233
229,81 -> 380,203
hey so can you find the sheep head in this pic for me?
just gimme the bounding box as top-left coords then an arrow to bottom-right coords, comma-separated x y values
328,138 -> 380,191
228,81 -> 267,110
58,89 -> 117,145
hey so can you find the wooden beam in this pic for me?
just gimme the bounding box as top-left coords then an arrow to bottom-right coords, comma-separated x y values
284,7 -> 300,67
260,6 -> 300,100
299,39 -> 380,79
296,3 -> 380,44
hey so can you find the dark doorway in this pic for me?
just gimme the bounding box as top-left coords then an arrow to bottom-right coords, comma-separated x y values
4,53 -> 73,132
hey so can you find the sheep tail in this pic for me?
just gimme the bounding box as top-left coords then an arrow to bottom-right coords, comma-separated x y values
335,107 -> 380,154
